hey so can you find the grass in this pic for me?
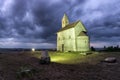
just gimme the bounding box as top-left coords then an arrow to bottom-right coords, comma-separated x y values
32,51 -> 120,65
0,51 -> 120,80
31,51 -> 103,64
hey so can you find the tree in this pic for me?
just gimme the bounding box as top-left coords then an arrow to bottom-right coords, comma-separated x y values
103,46 -> 106,51
91,46 -> 95,51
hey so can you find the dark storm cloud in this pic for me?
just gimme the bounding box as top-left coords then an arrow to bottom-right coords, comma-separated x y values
77,0 -> 120,47
88,11 -> 120,43
0,0 -> 120,48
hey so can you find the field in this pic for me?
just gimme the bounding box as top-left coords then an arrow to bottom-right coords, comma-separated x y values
0,51 -> 120,80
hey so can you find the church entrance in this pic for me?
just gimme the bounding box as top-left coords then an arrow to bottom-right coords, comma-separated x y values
62,44 -> 64,52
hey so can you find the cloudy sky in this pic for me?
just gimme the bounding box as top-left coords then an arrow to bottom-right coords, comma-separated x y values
0,0 -> 120,48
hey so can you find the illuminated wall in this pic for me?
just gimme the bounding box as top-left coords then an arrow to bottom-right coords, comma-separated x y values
57,28 -> 76,51
57,14 -> 90,52
76,37 -> 90,51
74,22 -> 90,51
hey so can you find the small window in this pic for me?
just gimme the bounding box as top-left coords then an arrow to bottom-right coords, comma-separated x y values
63,37 -> 65,40
66,21 -> 68,24
59,37 -> 60,40
69,36 -> 71,39
85,41 -> 87,43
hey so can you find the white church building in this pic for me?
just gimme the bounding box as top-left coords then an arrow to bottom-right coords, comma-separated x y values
57,14 -> 90,52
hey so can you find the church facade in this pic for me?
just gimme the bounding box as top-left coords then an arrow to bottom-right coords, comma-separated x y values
57,14 -> 90,52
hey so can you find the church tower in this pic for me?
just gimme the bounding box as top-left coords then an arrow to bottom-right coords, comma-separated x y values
62,13 -> 69,28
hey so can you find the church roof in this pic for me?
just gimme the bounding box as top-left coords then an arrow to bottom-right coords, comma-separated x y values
57,21 -> 80,32
78,31 -> 88,36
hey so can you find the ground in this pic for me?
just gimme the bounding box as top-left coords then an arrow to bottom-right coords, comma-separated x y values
0,51 -> 120,80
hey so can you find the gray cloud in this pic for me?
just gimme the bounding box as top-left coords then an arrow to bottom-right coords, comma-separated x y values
0,0 -> 120,48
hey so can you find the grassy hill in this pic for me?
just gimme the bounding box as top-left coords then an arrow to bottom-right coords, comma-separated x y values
0,51 -> 120,80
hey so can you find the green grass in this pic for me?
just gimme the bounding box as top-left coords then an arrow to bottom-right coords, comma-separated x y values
31,51 -> 102,64
31,51 -> 120,64
50,52 -> 86,64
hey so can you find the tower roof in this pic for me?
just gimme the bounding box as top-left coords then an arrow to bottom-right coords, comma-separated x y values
63,13 -> 68,19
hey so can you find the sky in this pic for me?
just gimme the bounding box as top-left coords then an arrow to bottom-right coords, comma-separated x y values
0,0 -> 120,48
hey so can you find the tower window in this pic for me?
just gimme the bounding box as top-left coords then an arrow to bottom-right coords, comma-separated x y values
85,41 -> 87,44
63,21 -> 64,24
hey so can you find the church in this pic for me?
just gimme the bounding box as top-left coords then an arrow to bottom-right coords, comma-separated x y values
57,14 -> 90,52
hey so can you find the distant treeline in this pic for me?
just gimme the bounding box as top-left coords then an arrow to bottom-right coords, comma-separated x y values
102,45 -> 120,52
91,45 -> 120,52
0,48 -> 57,52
